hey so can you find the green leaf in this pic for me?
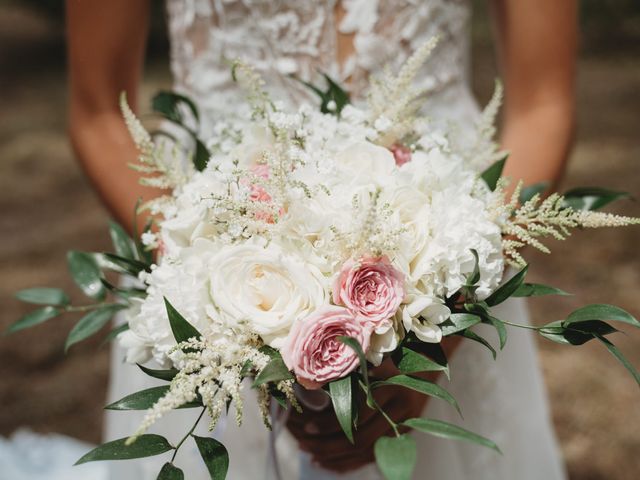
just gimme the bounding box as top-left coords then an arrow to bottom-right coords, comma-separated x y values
105,386 -> 200,410
102,323 -> 130,346
157,463 -> 184,480
65,304 -> 127,352
138,364 -> 180,382
563,304 -> 640,329
595,335 -> 640,387
392,347 -> 449,378
539,320 -> 617,346
465,249 -> 481,286
6,306 -> 60,334
339,336 -> 369,386
373,375 -> 461,416
485,316 -> 508,350
253,356 -> 293,386
563,187 -> 631,211
75,434 -> 173,464
101,279 -> 147,300
152,91 -> 200,125
459,329 -> 496,359
109,220 -> 136,260
192,435 -> 229,480
404,418 -> 501,453
321,73 -> 350,114
164,298 -> 202,344
480,157 -> 507,191
485,265 -> 529,307
67,251 -> 105,300
15,287 -> 70,306
512,283 -> 571,298
103,253 -> 151,276
374,434 -> 417,480
519,182 -> 548,204
440,313 -> 482,336
329,376 -> 354,444
193,138 -> 211,172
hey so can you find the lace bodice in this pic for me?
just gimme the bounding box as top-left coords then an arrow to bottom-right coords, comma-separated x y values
166,0 -> 472,113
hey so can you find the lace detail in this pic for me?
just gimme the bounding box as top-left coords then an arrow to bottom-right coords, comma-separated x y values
166,0 -> 471,115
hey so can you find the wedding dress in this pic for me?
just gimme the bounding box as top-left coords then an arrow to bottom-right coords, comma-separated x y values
105,1 -> 568,479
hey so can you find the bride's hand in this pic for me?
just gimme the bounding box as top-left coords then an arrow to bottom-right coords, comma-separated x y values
284,358 -> 428,473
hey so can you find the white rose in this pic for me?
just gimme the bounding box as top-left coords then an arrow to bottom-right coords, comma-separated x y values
208,240 -> 328,347
335,141 -> 396,186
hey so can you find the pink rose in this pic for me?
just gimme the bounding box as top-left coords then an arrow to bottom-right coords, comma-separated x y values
389,143 -> 412,166
333,256 -> 405,328
281,306 -> 371,390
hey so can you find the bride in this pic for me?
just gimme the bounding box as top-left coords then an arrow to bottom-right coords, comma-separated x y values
67,1 -> 575,478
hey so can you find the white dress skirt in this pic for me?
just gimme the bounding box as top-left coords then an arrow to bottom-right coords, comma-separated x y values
105,1 -> 568,478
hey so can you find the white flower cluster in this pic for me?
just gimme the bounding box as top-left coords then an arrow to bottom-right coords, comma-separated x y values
120,93 -> 506,372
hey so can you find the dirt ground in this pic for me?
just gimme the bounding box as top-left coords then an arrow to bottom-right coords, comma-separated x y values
1,5 -> 639,480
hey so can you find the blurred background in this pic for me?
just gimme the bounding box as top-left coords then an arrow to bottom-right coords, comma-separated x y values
0,1 -> 639,479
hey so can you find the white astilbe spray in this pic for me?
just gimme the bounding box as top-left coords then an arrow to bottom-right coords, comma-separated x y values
120,93 -> 188,192
367,37 -> 438,146
466,81 -> 508,171
231,60 -> 276,119
495,184 -> 640,266
126,331 -> 299,445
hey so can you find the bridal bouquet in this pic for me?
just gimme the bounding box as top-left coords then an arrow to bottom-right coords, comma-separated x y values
10,41 -> 640,479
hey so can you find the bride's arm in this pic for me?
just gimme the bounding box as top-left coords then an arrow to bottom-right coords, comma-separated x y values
67,0 -> 162,233
491,0 -> 578,189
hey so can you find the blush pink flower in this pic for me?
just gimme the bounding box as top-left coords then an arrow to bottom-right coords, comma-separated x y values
281,306 -> 371,390
389,143 -> 412,166
333,256 -> 405,328
244,164 -> 282,223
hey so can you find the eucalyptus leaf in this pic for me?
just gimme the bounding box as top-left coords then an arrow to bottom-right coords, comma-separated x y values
373,375 -> 460,415
103,253 -> 151,276
165,297 -> 202,344
105,386 -> 201,410
374,434 -> 417,480
519,182 -> 548,204
563,304 -> 640,329
339,336 -> 369,386
192,435 -> 229,480
138,364 -> 180,382
6,306 -> 60,334
465,249 -> 481,286
512,283 -> 570,298
329,376 -> 354,443
253,356 -> 293,386
15,287 -> 69,306
459,329 -> 496,359
65,304 -> 127,352
539,320 -> 617,346
109,220 -> 136,260
75,434 -> 173,464
392,347 -> 449,378
194,138 -> 211,172
485,316 -> 507,350
595,335 -> 640,387
480,157 -> 506,191
563,187 -> 631,211
102,323 -> 130,346
152,91 -> 200,126
158,463 -> 184,480
67,251 -> 105,300
485,265 -> 528,307
404,417 -> 501,453
440,313 -> 482,336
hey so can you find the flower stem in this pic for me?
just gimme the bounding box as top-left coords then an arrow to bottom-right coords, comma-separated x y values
171,407 -> 206,462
